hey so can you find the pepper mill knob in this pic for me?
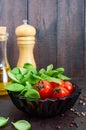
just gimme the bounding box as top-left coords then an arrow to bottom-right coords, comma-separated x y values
15,20 -> 36,37
15,20 -> 36,67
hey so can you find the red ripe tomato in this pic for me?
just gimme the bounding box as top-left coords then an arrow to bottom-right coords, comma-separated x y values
64,81 -> 74,94
35,80 -> 53,99
51,79 -> 64,88
52,86 -> 70,98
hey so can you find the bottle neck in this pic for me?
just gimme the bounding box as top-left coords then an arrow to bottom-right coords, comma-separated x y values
0,40 -> 8,67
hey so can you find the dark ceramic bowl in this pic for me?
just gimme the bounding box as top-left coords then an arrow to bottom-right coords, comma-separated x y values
8,83 -> 81,117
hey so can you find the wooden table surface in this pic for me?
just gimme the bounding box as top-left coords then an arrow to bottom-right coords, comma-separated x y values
0,90 -> 86,130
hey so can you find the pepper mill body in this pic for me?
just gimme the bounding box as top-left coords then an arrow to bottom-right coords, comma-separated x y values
15,22 -> 36,68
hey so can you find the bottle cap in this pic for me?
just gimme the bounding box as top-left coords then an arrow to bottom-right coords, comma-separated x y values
0,26 -> 6,35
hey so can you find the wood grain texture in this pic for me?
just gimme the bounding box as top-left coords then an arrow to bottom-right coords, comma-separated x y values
57,0 -> 85,80
27,0 -> 86,81
0,0 -> 27,68
28,0 -> 58,69
85,0 -> 86,77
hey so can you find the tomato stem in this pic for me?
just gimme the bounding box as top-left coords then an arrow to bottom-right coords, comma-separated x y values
54,87 -> 61,93
37,81 -> 44,90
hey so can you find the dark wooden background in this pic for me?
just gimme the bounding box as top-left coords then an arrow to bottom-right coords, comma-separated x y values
0,0 -> 86,85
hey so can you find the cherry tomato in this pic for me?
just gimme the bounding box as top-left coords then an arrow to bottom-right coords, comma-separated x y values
51,79 -> 64,88
35,80 -> 53,99
64,81 -> 74,94
52,86 -> 70,98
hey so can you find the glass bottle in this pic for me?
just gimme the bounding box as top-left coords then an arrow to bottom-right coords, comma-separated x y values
0,26 -> 11,96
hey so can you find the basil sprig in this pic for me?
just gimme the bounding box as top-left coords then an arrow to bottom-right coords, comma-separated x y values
6,63 -> 71,98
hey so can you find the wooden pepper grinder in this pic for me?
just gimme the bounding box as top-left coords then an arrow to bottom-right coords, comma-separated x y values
15,20 -> 36,67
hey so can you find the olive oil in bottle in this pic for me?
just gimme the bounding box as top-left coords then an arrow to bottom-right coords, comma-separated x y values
0,27 -> 11,95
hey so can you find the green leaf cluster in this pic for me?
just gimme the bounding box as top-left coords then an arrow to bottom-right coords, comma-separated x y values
6,63 -> 71,98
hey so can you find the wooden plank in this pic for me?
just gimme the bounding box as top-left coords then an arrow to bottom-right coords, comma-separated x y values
28,0 -> 58,69
0,0 -> 27,68
85,0 -> 86,77
57,0 -> 85,80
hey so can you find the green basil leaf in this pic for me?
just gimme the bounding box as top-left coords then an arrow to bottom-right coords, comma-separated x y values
21,71 -> 31,84
6,83 -> 25,92
24,89 -> 40,98
19,68 -> 27,75
27,73 -> 41,85
46,70 -> 57,77
41,73 -> 60,83
47,64 -> 53,72
0,117 -> 9,127
12,120 -> 31,130
56,67 -> 64,74
8,71 -> 21,83
11,67 -> 20,75
25,82 -> 33,89
16,74 -> 23,81
19,88 -> 27,96
46,68 -> 64,77
39,68 -> 46,75
23,63 -> 37,74
57,73 -> 71,80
